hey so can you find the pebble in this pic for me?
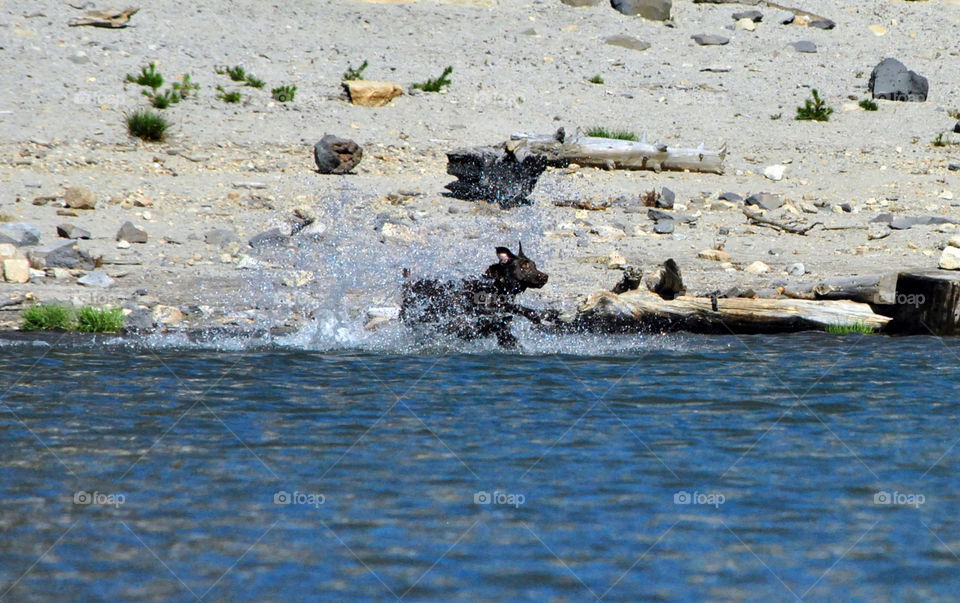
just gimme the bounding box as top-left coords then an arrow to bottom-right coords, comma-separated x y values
735,18 -> 756,31
117,240 -> 131,249
745,193 -> 784,211
763,165 -> 786,181
77,270 -> 114,287
745,261 -> 770,274
939,246 -> 960,270
692,34 -> 729,46
2,258 -> 30,283
718,192 -> 742,203
698,249 -> 731,262
789,40 -> 817,53
949,163 -> 960,171
604,35 -> 651,52
116,221 -> 148,243
57,223 -> 91,239
732,10 -> 763,22
654,220 -> 675,234
787,263 -> 805,276
658,187 -> 675,209
64,186 -> 97,210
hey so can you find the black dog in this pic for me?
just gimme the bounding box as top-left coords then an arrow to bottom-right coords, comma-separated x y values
400,243 -> 554,347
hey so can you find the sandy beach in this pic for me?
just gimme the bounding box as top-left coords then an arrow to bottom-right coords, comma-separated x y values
1,0 -> 959,333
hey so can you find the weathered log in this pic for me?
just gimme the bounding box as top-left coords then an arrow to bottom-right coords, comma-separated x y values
68,7 -> 139,28
572,289 -> 891,334
742,208 -> 822,235
888,271 -> 960,335
510,129 -> 726,174
779,273 -> 899,305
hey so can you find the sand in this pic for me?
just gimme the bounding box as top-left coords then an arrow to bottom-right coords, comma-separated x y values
1,0 -> 958,332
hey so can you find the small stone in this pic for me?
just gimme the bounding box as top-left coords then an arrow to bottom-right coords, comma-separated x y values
654,220 -> 675,234
52,267 -> 71,279
2,258 -> 30,283
789,40 -> 817,53
954,121 -> 960,134
692,34 -> 729,46
152,305 -> 184,326
939,246 -> 960,270
314,134 -> 363,174
297,222 -> 327,239
799,201 -> 819,214
27,241 -> 92,269
787,263 -> 805,276
0,223 -> 41,247
745,261 -> 770,274
745,193 -> 784,211
77,270 -> 114,288
869,24 -> 887,36
763,165 -> 786,181
610,0 -> 671,20
342,80 -> 402,107
658,187 -> 675,209
123,307 -> 155,331
248,228 -> 289,248
947,235 -> 960,249
57,223 -> 91,239
774,9 -> 795,24
732,10 -> 763,22
116,221 -> 148,243
607,251 -> 627,269
116,240 -> 131,249
204,228 -> 237,248
718,192 -> 742,203
949,163 -> 960,172
735,17 -> 756,31
698,249 -> 731,262
64,186 -> 97,210
604,35 -> 651,52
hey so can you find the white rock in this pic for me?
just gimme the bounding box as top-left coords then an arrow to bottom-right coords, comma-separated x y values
764,165 -> 786,181
787,263 -> 805,276
939,246 -> 960,270
0,243 -> 18,260
367,307 -> 401,320
2,258 -> 30,283
735,17 -> 756,31
116,240 -> 131,249
948,235 -> 960,249
745,261 -> 770,274
77,270 -> 114,287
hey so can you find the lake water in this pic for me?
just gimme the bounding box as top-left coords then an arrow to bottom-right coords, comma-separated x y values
1,331 -> 958,601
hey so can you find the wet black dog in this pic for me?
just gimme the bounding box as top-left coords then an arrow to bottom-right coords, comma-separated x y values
400,244 -> 554,347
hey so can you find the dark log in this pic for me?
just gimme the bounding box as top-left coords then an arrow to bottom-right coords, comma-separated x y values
888,271 -> 960,335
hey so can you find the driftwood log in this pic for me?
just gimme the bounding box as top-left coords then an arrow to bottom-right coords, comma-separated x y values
446,128 -> 725,207
571,289 -> 891,334
778,273 -> 898,305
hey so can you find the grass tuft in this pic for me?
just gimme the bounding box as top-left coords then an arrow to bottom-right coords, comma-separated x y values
413,66 -> 453,92
588,74 -> 604,85
826,322 -> 877,335
585,126 -> 638,141
932,133 -> 959,147
216,85 -> 242,103
859,98 -> 878,111
126,63 -> 163,90
75,306 -> 124,333
271,85 -> 296,102
172,74 -> 199,99
216,65 -> 247,82
343,60 -> 369,81
144,88 -> 180,109
796,89 -> 834,121
126,109 -> 169,141
21,305 -> 74,331
245,75 -> 265,89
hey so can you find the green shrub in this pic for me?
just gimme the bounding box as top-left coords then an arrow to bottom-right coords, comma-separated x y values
245,75 -> 265,89
216,65 -> 247,82
76,306 -> 124,333
413,66 -> 453,92
126,109 -> 169,141
584,126 -> 638,141
216,85 -> 242,103
126,63 -> 163,90
21,305 -> 74,331
859,98 -> 878,111
588,74 -> 604,85
271,85 -> 296,102
343,60 -> 369,81
796,89 -> 833,121
144,88 -> 180,109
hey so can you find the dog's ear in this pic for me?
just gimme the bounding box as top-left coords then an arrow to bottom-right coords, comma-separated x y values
496,246 -> 515,263
517,240 -> 527,259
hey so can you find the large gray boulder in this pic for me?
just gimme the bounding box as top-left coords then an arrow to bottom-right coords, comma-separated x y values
611,0 -> 671,21
869,58 -> 928,102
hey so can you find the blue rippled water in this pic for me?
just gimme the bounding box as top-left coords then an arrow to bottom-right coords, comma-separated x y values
1,333 -> 959,601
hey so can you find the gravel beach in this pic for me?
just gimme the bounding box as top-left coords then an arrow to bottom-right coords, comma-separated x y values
1,0 -> 958,334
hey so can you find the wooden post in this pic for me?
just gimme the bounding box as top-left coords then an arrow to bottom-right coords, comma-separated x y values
889,271 -> 960,335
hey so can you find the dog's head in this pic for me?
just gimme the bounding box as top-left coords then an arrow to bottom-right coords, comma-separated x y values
484,242 -> 548,293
